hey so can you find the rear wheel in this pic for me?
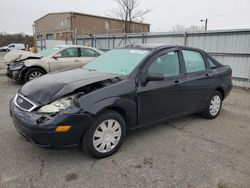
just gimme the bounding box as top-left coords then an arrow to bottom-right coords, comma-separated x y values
82,111 -> 126,158
24,67 -> 46,83
202,91 -> 222,119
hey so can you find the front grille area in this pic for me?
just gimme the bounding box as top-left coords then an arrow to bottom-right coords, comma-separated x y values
14,94 -> 38,112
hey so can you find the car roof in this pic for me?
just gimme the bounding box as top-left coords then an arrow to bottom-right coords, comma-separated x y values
127,44 -> 173,49
53,45 -> 103,54
55,45 -> 96,49
125,44 -> 204,52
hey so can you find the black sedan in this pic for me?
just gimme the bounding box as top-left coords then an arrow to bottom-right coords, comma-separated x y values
9,44 -> 232,158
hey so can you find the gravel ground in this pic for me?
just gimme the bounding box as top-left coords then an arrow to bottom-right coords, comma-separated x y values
0,53 -> 250,188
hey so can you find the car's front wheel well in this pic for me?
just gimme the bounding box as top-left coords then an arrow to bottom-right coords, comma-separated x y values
111,107 -> 130,130
80,107 -> 130,142
24,66 -> 47,75
101,107 -> 130,131
22,66 -> 47,82
215,87 -> 225,100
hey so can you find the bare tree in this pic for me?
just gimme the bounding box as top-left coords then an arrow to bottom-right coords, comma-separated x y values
171,25 -> 204,32
171,25 -> 186,32
188,25 -> 204,31
0,32 -> 33,47
113,0 -> 151,33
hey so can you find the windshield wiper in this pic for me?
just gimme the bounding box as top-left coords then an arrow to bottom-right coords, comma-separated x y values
85,68 -> 97,72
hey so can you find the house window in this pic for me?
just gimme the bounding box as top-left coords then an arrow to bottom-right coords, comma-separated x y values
36,35 -> 43,40
61,19 -> 68,27
104,21 -> 110,32
46,34 -> 54,40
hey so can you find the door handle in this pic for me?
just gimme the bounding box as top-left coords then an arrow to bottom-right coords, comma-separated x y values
74,59 -> 79,62
173,80 -> 181,86
205,73 -> 211,78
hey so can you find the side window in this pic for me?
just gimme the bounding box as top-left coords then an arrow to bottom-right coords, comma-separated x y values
207,57 -> 217,69
80,48 -> 98,57
59,48 -> 78,58
148,51 -> 180,77
182,50 -> 206,73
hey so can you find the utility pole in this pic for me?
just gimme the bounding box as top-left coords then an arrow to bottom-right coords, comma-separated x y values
74,28 -> 77,45
200,18 -> 208,31
93,26 -> 96,48
32,24 -> 37,52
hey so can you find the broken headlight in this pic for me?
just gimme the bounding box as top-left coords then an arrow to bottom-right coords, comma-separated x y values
9,62 -> 24,70
37,95 -> 75,113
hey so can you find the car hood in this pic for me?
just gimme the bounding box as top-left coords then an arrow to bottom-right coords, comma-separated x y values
20,68 -> 122,105
5,49 -> 42,63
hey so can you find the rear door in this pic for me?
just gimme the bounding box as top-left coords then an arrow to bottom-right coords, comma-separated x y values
79,48 -> 101,67
180,49 -> 214,111
49,47 -> 81,72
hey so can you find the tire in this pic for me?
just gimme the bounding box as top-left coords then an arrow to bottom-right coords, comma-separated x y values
82,110 -> 126,158
202,91 -> 222,119
24,67 -> 46,83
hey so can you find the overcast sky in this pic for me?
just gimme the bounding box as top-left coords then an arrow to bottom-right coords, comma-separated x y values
0,0 -> 250,34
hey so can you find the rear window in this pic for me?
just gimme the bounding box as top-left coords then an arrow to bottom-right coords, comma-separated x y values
207,57 -> 217,69
207,55 -> 223,68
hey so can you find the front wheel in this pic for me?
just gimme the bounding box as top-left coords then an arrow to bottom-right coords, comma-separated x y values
82,111 -> 126,158
202,91 -> 222,119
24,67 -> 46,83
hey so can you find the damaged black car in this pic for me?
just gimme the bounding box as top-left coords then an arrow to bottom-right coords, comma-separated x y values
10,44 -> 232,158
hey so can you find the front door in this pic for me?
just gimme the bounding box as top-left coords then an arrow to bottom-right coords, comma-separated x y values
79,47 -> 100,67
137,49 -> 185,125
49,47 -> 81,72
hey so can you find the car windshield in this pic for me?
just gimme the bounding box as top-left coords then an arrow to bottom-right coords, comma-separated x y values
38,47 -> 61,57
84,49 -> 149,75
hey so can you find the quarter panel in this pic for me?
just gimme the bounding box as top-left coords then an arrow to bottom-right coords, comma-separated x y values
88,97 -> 137,129
24,59 -> 49,72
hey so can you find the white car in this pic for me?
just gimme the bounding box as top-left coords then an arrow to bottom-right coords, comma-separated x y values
0,43 -> 25,52
0,46 -> 9,52
6,45 -> 103,83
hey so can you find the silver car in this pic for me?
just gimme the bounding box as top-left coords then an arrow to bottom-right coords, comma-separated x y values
6,45 -> 103,83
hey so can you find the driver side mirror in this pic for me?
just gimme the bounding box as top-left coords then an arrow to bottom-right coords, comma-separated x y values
141,73 -> 165,86
53,54 -> 61,59
146,73 -> 165,82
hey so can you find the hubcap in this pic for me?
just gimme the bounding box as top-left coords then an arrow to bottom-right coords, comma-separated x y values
209,95 -> 221,116
29,71 -> 43,80
93,119 -> 121,153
